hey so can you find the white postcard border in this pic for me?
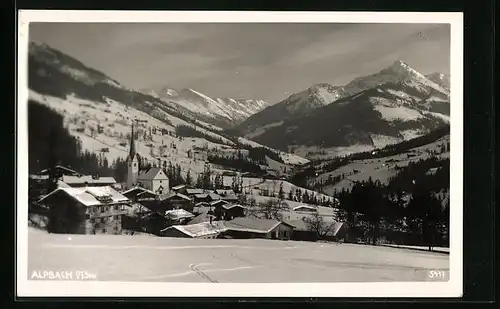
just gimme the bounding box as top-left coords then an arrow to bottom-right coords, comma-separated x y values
16,10 -> 464,298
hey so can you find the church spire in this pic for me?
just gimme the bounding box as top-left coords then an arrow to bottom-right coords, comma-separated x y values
129,122 -> 136,160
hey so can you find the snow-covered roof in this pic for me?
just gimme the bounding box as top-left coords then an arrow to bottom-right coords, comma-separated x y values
210,199 -> 229,206
38,186 -> 130,207
37,165 -> 79,176
221,194 -> 238,201
225,218 -> 293,234
222,204 -> 247,210
61,175 -> 117,185
138,167 -> 168,181
172,184 -> 186,190
293,205 -> 318,212
158,192 -> 192,202
284,219 -> 345,236
164,209 -> 195,220
187,213 -> 216,225
122,186 -> 158,197
185,188 -> 204,195
162,221 -> 227,238
214,189 -> 235,196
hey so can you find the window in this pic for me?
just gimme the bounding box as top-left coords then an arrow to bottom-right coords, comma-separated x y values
114,205 -> 118,211
102,228 -> 106,233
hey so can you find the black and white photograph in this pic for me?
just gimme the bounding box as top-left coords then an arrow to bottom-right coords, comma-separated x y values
17,11 -> 463,297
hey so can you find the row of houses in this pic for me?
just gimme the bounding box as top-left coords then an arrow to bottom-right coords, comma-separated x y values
31,165 -> 347,241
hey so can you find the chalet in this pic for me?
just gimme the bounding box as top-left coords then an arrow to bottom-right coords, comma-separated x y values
137,167 -> 169,195
164,209 -> 195,224
285,219 -> 348,242
221,193 -> 239,203
121,186 -> 159,211
214,203 -> 246,221
210,199 -> 229,209
214,189 -> 236,196
158,192 -> 193,212
292,205 -> 318,213
171,184 -> 187,193
38,186 -> 130,235
160,221 -> 227,239
193,202 -> 211,214
187,212 -> 216,225
122,187 -> 158,202
185,188 -> 205,197
35,165 -> 80,179
59,175 -> 117,188
223,218 -> 294,240
193,194 -> 212,204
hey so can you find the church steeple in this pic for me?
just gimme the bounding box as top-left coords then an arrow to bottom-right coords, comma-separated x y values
128,123 -> 136,161
126,122 -> 139,190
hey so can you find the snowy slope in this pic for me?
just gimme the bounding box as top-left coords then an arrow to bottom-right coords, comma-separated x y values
425,72 -> 450,91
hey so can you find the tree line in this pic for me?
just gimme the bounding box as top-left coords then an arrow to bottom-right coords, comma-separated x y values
334,157 -> 450,249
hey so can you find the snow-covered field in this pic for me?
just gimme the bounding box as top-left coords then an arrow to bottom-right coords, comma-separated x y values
28,229 -> 449,283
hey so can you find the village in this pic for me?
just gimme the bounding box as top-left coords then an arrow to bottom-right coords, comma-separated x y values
28,121 -> 345,243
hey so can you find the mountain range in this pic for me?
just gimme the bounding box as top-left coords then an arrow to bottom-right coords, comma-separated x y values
232,60 -> 450,159
27,41 -> 450,162
142,86 -> 269,128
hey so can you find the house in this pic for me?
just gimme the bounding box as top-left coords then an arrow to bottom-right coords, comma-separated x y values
210,199 -> 229,209
54,175 -> 117,188
221,193 -> 239,203
38,186 -> 131,235
137,167 -> 169,195
214,203 -> 246,221
214,189 -> 236,196
164,209 -> 195,224
193,194 -> 211,204
285,219 -> 348,242
35,165 -> 80,179
157,192 -> 193,212
121,186 -> 159,211
224,218 -> 294,240
171,184 -> 187,193
187,212 -> 216,225
192,202 -> 211,215
187,148 -> 208,161
160,221 -> 227,239
292,205 -> 318,213
185,188 -> 205,197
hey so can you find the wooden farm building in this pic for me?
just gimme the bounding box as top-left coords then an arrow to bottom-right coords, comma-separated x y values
38,186 -> 131,235
223,218 -> 294,240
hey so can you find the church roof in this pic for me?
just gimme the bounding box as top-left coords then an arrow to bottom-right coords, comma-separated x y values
138,167 -> 168,181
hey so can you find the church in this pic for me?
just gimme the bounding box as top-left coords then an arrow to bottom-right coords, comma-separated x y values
126,123 -> 170,194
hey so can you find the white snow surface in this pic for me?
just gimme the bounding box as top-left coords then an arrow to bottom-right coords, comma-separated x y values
373,105 -> 423,121
28,229 -> 450,283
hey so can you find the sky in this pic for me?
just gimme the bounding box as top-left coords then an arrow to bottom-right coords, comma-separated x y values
30,23 -> 450,103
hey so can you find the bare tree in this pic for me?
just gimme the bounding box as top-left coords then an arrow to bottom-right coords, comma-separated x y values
302,212 -> 339,239
246,198 -> 288,220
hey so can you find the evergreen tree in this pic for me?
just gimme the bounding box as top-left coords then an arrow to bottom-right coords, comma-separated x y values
186,170 -> 192,186
278,182 -> 285,200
